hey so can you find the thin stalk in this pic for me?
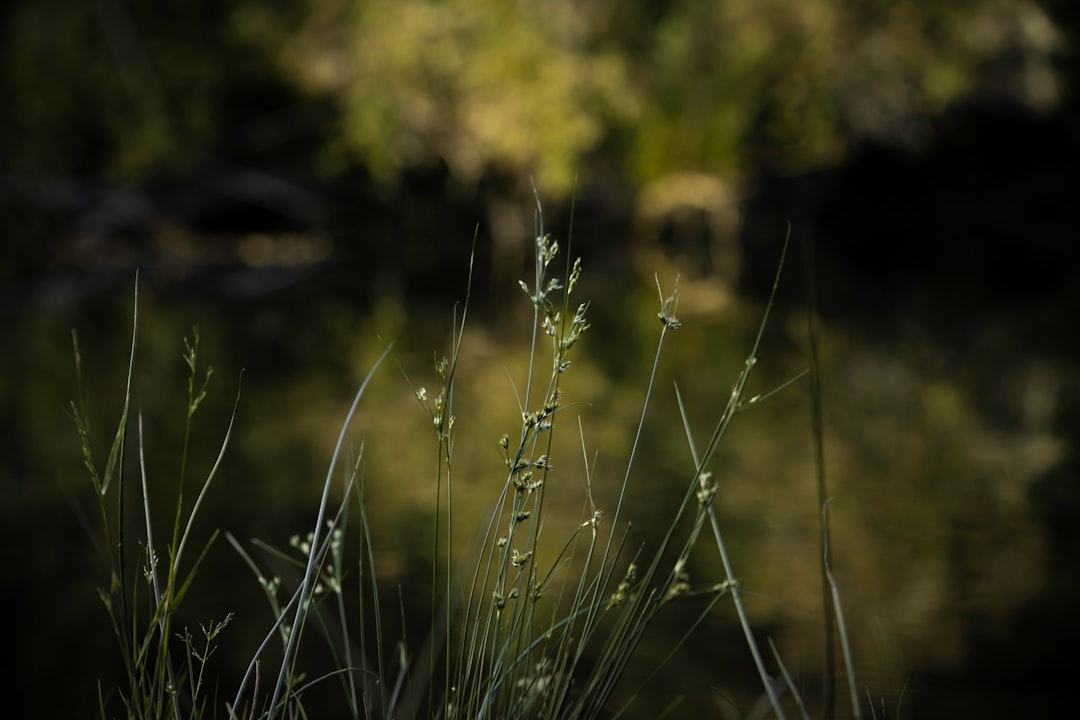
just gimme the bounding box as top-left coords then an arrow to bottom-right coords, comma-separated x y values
354,471 -> 390,718
171,377 -> 241,590
136,414 -> 182,720
263,345 -> 392,720
435,229 -> 478,714
769,637 -> 810,720
823,499 -> 862,720
707,506 -> 785,719
674,233 -> 792,719
804,232 -> 836,719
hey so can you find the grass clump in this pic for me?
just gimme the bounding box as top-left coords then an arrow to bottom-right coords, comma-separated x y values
74,198 -> 853,719
72,286 -> 239,718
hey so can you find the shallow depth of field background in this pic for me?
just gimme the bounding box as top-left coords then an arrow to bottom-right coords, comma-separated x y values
3,1 -> 1080,717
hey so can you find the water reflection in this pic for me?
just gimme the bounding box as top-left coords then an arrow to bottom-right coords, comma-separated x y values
4,229 -> 1074,718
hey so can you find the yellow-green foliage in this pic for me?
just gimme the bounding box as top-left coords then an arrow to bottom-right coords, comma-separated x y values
2,0 -> 1062,187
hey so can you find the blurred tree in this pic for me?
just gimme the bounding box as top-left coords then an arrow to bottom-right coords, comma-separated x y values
0,0 -> 302,179
625,0 -> 1064,180
1,0 -> 1065,193
281,0 -> 1063,195
277,0 -> 637,196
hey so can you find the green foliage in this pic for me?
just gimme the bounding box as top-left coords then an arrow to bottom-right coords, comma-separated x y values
249,0 -> 1065,190
287,0 -> 636,195
3,0 -> 1061,189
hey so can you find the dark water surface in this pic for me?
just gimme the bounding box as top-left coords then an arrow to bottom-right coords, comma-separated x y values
4,107 -> 1080,716
3,216 -> 1076,719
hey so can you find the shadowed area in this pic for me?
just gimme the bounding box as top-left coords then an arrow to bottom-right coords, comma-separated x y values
2,1 -> 1079,718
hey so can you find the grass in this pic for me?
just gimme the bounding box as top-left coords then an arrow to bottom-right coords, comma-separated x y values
73,199 -> 869,719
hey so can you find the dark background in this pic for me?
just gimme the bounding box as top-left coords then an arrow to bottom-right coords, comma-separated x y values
2,1 -> 1079,717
